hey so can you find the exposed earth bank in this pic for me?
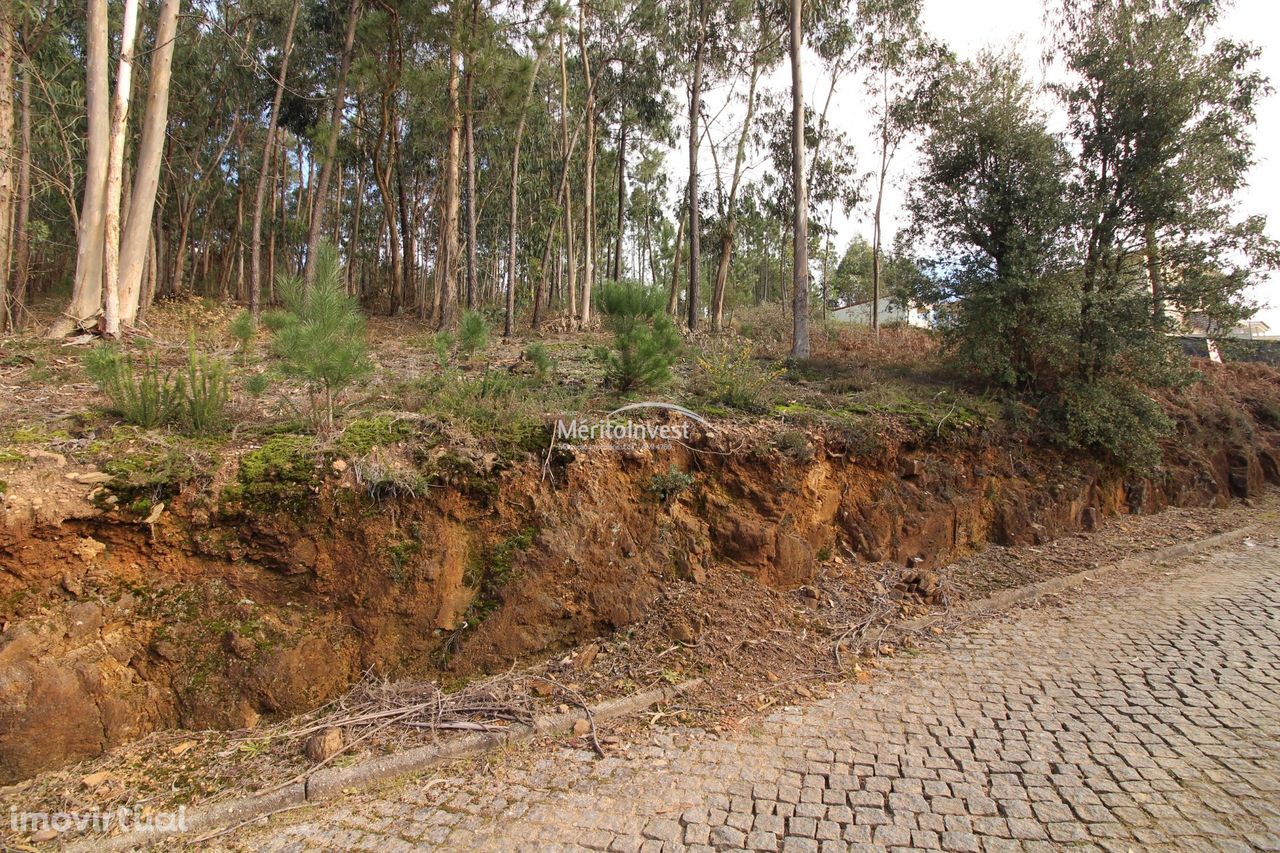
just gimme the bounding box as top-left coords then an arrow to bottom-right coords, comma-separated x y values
1,364 -> 1278,782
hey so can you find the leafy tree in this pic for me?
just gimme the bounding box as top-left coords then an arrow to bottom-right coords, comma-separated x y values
907,51 -> 1074,393
1052,0 -> 1277,359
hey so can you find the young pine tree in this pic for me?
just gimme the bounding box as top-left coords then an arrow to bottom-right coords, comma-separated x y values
269,242 -> 372,430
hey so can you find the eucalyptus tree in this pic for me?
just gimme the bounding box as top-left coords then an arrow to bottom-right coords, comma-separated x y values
788,0 -> 808,357
855,0 -> 945,331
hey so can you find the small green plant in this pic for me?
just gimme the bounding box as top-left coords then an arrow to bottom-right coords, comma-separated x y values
647,465 -> 694,502
229,310 -> 256,360
432,331 -> 454,369
244,372 -> 270,398
176,342 -> 230,435
595,282 -> 681,392
457,310 -> 490,361
268,241 -> 372,430
523,343 -> 554,379
82,346 -> 180,428
695,341 -> 784,412
774,429 -> 814,462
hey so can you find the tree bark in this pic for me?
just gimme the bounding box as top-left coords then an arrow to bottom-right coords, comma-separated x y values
100,0 -> 141,337
303,0 -> 360,288
668,207 -> 686,317
577,2 -> 596,327
788,0 -> 809,359
503,46 -> 548,336
118,0 -> 180,328
10,59 -> 32,327
54,0 -> 110,336
250,0 -> 301,317
612,120 -> 626,283
434,42 -> 462,328
463,13 -> 479,309
686,0 -> 706,331
1145,221 -> 1164,326
711,46 -> 760,333
0,5 -> 15,332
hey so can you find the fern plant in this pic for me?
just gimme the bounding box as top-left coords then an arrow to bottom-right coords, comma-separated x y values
268,241 -> 372,430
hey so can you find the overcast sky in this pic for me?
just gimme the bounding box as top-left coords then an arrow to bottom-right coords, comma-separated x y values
685,0 -> 1280,327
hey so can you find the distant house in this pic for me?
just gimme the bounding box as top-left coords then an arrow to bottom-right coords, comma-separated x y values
830,296 -> 932,328
1232,319 -> 1271,339
1172,309 -> 1274,340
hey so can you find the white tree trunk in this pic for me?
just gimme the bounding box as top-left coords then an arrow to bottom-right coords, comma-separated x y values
101,0 -> 141,337
52,0 -> 111,337
119,0 -> 181,328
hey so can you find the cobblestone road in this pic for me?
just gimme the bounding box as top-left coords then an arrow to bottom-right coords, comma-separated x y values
223,535 -> 1280,853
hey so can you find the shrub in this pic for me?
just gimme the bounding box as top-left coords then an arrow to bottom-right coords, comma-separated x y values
694,340 -> 784,412
229,310 -> 256,360
176,343 -> 230,435
523,343 -> 554,379
647,466 -> 694,502
1043,377 -> 1172,472
82,342 -> 230,434
595,281 -> 681,392
82,346 -> 180,428
596,280 -> 667,329
268,241 -> 372,430
432,331 -> 454,369
457,310 -> 490,360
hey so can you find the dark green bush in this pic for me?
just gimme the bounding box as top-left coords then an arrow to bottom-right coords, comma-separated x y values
595,281 -> 681,392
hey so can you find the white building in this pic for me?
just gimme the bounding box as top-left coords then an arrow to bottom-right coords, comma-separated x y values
830,296 -> 932,328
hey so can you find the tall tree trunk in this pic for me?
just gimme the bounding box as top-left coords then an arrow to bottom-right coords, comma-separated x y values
668,207 -> 685,317
101,0 -> 141,337
435,42 -> 462,328
1145,222 -> 1164,327
611,120 -> 626,283
10,60 -> 32,327
463,46 -> 479,309
711,46 -> 760,333
53,0 -> 110,336
504,46 -> 547,337
0,6 -> 15,332
303,0 -> 360,287
250,0 -> 301,317
578,2 -> 596,327
395,131 -> 416,316
118,0 -> 180,328
686,0 -> 706,331
788,0 -> 809,359
870,80 -> 889,333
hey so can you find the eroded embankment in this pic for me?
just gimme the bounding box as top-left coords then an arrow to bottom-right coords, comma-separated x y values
1,371 -> 1278,782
